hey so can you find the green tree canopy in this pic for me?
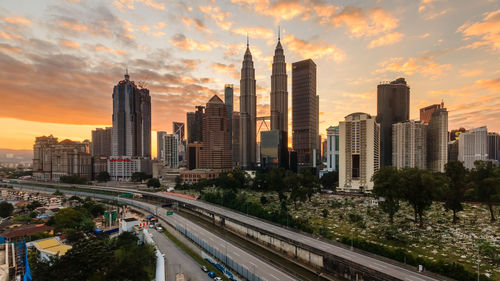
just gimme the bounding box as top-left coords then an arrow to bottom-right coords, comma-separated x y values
470,160 -> 500,222
131,172 -> 149,183
96,171 -> 110,182
372,166 -> 403,224
146,178 -> 161,188
400,168 -> 439,227
320,171 -> 338,190
0,201 -> 14,218
444,161 -> 468,223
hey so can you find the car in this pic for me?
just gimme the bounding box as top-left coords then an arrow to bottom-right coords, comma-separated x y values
201,265 -> 208,272
214,277 -> 223,281
208,272 -> 215,278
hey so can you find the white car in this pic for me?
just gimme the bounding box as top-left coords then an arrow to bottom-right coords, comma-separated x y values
214,277 -> 223,281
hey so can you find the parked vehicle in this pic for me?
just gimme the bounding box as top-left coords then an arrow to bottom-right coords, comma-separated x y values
214,277 -> 223,281
201,265 -> 208,272
208,272 -> 215,278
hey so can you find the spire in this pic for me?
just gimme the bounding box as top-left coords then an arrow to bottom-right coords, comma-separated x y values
278,25 -> 280,41
124,67 -> 130,81
246,33 -> 249,47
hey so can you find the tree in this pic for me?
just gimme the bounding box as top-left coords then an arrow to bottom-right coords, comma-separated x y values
131,172 -> 149,183
320,171 -> 338,190
53,189 -> 63,196
174,175 -> 183,189
0,201 -> 14,218
27,200 -> 43,211
96,171 -> 110,182
268,167 -> 286,194
371,166 -> 403,224
54,208 -> 95,233
59,175 -> 87,184
286,171 -> 306,208
146,178 -> 161,188
321,208 -> 329,218
400,168 -> 438,227
299,168 -> 320,201
470,160 -> 500,222
444,161 -> 468,223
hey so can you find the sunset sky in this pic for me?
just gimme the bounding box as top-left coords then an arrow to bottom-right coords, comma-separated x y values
0,0 -> 499,158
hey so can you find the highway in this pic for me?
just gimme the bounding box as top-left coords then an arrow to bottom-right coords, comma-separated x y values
9,183 -> 298,281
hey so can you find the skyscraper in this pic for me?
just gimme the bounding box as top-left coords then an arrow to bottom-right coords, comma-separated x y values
376,78 -> 410,167
426,102 -> 448,172
162,133 -> 179,168
270,32 -> 288,133
326,126 -> 339,172
187,106 -> 204,143
232,111 -> 240,166
392,120 -> 427,169
112,71 -> 151,158
200,95 -> 232,170
173,122 -> 185,142
458,127 -> 488,169
225,84 -> 234,150
239,38 -> 257,169
91,127 -> 112,157
157,131 -> 166,161
487,132 -> 499,161
292,59 -> 319,166
339,113 -> 380,192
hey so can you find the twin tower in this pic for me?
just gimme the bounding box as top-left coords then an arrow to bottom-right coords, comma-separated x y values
239,33 -> 288,169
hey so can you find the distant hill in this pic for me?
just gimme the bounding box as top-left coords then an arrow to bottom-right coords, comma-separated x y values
0,148 -> 32,163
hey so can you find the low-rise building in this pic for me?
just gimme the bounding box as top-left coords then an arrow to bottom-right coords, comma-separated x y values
180,169 -> 222,184
107,156 -> 152,181
31,237 -> 72,261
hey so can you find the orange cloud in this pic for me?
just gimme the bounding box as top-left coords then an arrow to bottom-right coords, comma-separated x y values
476,77 -> 500,92
113,0 -> 164,11
458,9 -> 500,52
170,34 -> 213,51
95,44 -> 126,55
199,6 -> 233,30
376,56 -> 450,78
59,39 -> 80,49
3,16 -> 31,26
0,43 -> 22,53
331,7 -> 398,38
231,0 -> 308,21
181,17 -> 210,33
231,26 -> 273,39
212,63 -> 240,79
59,20 -> 88,32
368,32 -> 404,48
460,69 -> 483,77
282,34 -> 345,62
0,32 -> 21,40
153,21 -> 167,30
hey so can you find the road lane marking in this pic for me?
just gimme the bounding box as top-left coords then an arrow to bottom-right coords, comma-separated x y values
233,251 -> 241,257
405,277 -> 427,281
270,274 -> 280,280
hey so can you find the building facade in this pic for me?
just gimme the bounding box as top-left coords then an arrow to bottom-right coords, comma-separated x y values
270,34 -> 288,133
162,134 -> 179,168
232,111 -> 240,166
339,113 -> 380,192
157,131 -> 167,161
107,156 -> 153,181
112,71 -> 151,158
292,59 -> 319,167
239,40 -> 257,169
376,78 -> 410,167
487,132 -> 499,161
326,126 -> 340,172
260,130 -> 288,169
91,127 -> 112,157
392,120 -> 427,169
458,127 -> 488,169
225,84 -> 234,150
187,142 -> 203,170
200,95 -> 232,170
33,136 -> 92,181
426,103 -> 448,172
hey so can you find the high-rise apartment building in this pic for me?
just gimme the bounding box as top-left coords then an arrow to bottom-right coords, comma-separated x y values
339,113 -> 380,192
376,78 -> 410,167
448,140 -> 459,162
112,71 -> 151,158
225,84 -> 234,150
157,131 -> 166,161
232,111 -> 240,166
392,120 -> 427,169
187,106 -> 204,143
173,122 -> 185,142
424,102 -> 448,172
292,59 -> 319,167
487,132 -> 499,161
270,34 -> 288,133
326,126 -> 339,172
33,136 -> 92,181
260,130 -> 288,169
458,127 -> 488,169
200,95 -> 232,170
162,134 -> 179,168
187,142 -> 203,170
239,39 -> 257,169
91,127 -> 112,157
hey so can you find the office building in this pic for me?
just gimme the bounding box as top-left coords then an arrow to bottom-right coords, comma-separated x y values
232,111 -> 240,166
487,132 -> 499,161
339,113 -> 380,192
162,134 -> 179,168
173,122 -> 185,142
240,38 -> 257,169
326,126 -> 340,172
425,102 -> 448,172
270,32 -> 288,133
392,120 -> 426,169
112,71 -> 151,158
187,106 -> 204,143
458,126 -> 488,169
107,156 -> 152,181
225,84 -> 234,150
91,127 -> 112,157
33,136 -> 92,181
292,59 -> 319,167
200,95 -> 232,170
187,142 -> 203,170
448,140 -> 459,162
260,130 -> 288,169
376,78 -> 410,167
157,131 -> 167,161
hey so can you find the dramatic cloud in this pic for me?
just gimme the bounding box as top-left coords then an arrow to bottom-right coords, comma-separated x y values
112,0 -> 165,11
199,6 -> 233,30
458,9 -> 500,52
375,56 -> 451,78
368,32 -> 404,48
59,39 -> 80,49
282,34 -> 344,62
169,34 -> 213,51
232,26 -> 273,39
3,16 -> 31,26
181,17 -> 210,33
212,62 -> 240,79
476,77 -> 500,92
330,7 -> 398,38
460,69 -> 483,77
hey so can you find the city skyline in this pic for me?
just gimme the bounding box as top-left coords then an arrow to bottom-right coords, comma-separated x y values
1,0 -> 500,158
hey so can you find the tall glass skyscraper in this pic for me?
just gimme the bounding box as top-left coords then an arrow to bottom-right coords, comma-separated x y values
224,84 -> 233,150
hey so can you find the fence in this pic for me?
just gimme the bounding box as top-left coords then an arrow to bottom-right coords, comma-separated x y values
176,225 -> 265,281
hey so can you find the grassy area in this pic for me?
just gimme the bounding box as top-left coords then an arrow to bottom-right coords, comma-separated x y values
161,229 -> 231,281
